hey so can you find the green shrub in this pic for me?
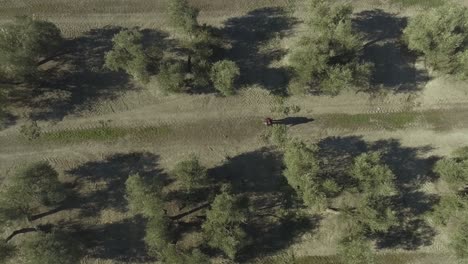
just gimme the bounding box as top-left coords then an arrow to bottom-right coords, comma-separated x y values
431,194 -> 468,226
157,61 -> 186,94
434,157 -> 468,191
125,173 -> 165,218
144,216 -> 172,255
351,152 -> 397,197
356,194 -> 397,233
0,16 -> 63,82
404,4 -> 468,77
168,0 -> 199,35
210,60 -> 240,96
451,219 -> 468,259
104,29 -> 150,83
289,0 -> 372,95
0,162 -> 66,222
202,190 -> 248,259
283,140 -> 329,211
172,155 -> 208,191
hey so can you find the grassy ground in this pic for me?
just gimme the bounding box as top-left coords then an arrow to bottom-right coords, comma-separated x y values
2,108 -> 467,148
390,0 -> 444,8
1,0 -> 468,263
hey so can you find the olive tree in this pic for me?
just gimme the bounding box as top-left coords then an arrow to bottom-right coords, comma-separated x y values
350,152 -> 398,232
351,152 -> 397,197
210,60 -> 240,96
125,173 -> 165,218
283,140 -> 333,211
0,162 -> 66,223
172,155 -> 208,191
19,119 -> 41,140
20,231 -> 80,264
157,61 -> 186,94
0,16 -> 63,82
289,0 -> 372,95
404,4 -> 468,77
104,29 -> 151,83
168,0 -> 199,35
144,216 -> 173,255
355,194 -> 397,233
202,189 -> 248,260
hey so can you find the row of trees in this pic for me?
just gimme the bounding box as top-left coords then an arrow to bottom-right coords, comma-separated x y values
1,1 -> 467,98
288,0 -> 468,95
288,0 -> 372,95
0,162 -> 80,263
270,123 -> 468,262
125,156 -> 250,261
0,16 -> 63,84
281,138 -> 397,263
104,0 -> 240,96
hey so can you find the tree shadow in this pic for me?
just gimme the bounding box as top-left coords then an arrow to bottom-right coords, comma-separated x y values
353,9 -> 429,93
209,148 -> 287,194
317,136 -> 439,249
9,26 -> 171,121
241,213 -> 321,261
370,139 -> 438,187
210,148 -> 316,259
67,152 -> 168,217
223,7 -> 297,95
0,111 -> 17,130
275,116 -> 314,126
74,216 -> 151,262
375,218 -> 437,250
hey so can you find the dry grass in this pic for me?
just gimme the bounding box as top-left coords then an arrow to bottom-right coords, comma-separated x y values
0,0 -> 287,16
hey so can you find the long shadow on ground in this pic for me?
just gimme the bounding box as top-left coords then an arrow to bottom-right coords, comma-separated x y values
65,152 -> 169,262
353,9 -> 429,93
8,27 -> 171,121
318,136 -> 439,250
67,152 -> 168,218
223,7 -> 297,95
72,216 -> 151,262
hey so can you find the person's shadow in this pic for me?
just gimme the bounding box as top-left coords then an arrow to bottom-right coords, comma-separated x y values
274,117 -> 314,126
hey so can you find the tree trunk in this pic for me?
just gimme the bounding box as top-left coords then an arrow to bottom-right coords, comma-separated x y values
170,202 -> 210,221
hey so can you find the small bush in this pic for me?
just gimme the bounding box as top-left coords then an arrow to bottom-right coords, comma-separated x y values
431,195 -> 468,226
20,231 -> 81,264
434,157 -> 468,191
104,29 -> 151,83
269,124 -> 289,147
210,60 -> 240,96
